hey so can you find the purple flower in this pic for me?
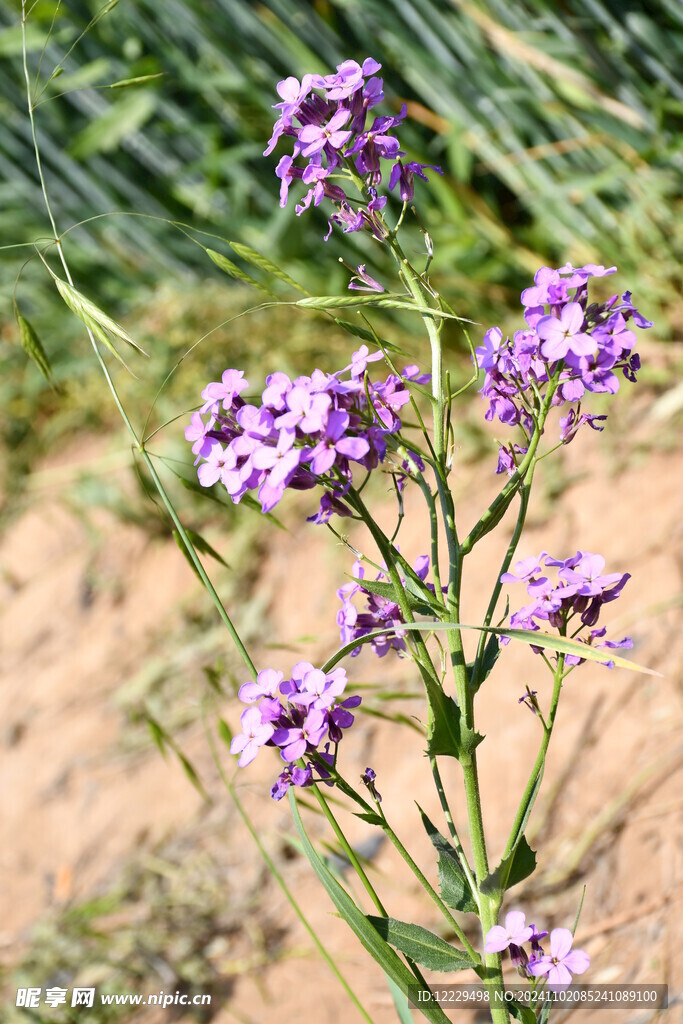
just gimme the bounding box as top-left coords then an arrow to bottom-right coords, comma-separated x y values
484,911 -> 533,953
361,766 -> 382,802
528,928 -> 590,987
238,668 -> 284,704
309,410 -> 370,474
299,108 -> 352,157
197,441 -> 233,489
230,707 -> 275,767
389,160 -> 443,202
348,266 -> 385,293
274,706 -> 329,762
185,411 -> 214,463
200,369 -> 248,413
537,303 -> 593,361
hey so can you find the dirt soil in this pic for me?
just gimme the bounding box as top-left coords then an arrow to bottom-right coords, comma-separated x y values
1,370 -> 682,1023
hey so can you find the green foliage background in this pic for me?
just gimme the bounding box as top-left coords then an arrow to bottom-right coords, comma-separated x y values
0,0 -> 681,504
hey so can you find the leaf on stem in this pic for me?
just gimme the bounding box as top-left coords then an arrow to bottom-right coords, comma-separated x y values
481,836 -> 537,895
367,917 -> 476,972
288,792 -> 451,1023
418,808 -> 478,913
426,686 -> 484,761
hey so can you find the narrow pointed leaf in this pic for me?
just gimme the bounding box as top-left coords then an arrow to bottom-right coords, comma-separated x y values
418,808 -> 477,913
367,917 -> 475,972
289,792 -> 450,1023
323,622 -> 657,676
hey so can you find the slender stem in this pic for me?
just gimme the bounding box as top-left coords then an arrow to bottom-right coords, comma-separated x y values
22,6 -> 257,681
143,451 -> 257,676
378,810 -> 481,964
205,723 -> 375,1024
502,658 -> 565,860
312,787 -> 387,916
429,758 -> 478,901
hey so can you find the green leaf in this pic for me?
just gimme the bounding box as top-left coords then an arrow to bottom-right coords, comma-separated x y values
16,313 -> 61,391
229,242 -> 309,294
332,318 -> 404,353
469,633 -> 501,694
288,792 -> 450,1023
426,689 -> 483,760
509,998 -> 538,1024
354,811 -> 384,826
322,621 -> 658,676
353,576 -> 437,616
177,751 -> 210,801
184,528 -> 230,568
146,716 -> 168,758
481,836 -> 537,895
206,247 -> 272,294
367,917 -> 475,972
418,808 -> 477,913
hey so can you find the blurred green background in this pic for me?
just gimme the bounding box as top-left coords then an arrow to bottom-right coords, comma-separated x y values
1,0 -> 681,516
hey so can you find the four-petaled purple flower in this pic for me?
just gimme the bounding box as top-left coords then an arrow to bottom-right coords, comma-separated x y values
484,911 -> 533,953
528,928 -> 590,987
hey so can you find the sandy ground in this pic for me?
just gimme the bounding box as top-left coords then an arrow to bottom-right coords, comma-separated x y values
1,369 -> 682,1022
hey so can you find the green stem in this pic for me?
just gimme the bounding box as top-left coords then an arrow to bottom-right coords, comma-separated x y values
204,722 -> 375,1024
312,786 -> 388,917
378,810 -> 481,964
502,657 -> 565,860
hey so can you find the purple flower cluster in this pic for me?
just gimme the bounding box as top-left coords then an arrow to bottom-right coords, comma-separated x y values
229,663 -> 361,801
266,58 -> 442,239
485,912 -> 590,987
186,349 -> 427,520
501,551 -> 633,667
475,265 -> 653,471
337,554 -> 438,657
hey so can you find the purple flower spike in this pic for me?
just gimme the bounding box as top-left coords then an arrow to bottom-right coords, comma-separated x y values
528,928 -> 590,987
474,265 -> 651,452
484,911 -> 533,953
